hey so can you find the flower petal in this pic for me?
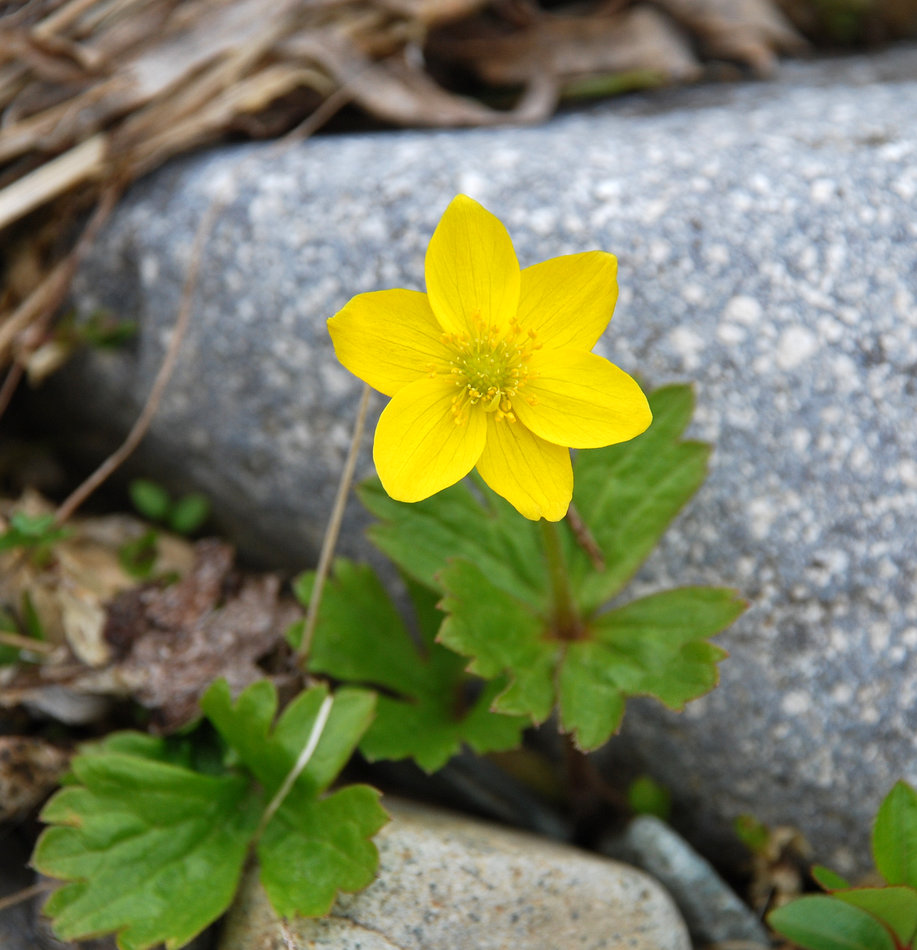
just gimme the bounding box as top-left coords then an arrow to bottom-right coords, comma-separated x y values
515,350 -> 652,449
425,195 -> 521,337
475,417 -> 572,522
517,252 -> 618,351
328,289 -> 451,397
374,376 -> 487,502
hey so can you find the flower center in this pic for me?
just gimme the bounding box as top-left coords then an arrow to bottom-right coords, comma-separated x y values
441,313 -> 541,425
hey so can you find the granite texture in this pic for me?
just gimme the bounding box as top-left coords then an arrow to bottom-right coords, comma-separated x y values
602,816 -> 770,945
217,798 -> 691,950
38,45 -> 917,873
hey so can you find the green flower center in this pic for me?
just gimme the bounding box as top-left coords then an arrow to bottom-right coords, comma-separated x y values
442,314 -> 541,425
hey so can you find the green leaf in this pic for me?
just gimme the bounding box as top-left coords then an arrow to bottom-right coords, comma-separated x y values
118,528 -> 159,580
358,479 -> 546,607
201,679 -> 388,917
555,641 -> 630,748
0,512 -> 70,567
200,679 -> 376,797
874,781 -> 917,888
37,680 -> 387,948
627,775 -> 672,820
168,493 -> 210,535
438,558 -> 557,723
438,572 -> 741,750
812,865 -> 851,892
834,886 -> 917,946
128,479 -> 171,522
34,747 -> 260,950
734,815 -> 771,856
570,384 -> 711,611
359,384 -> 740,749
768,895 -> 897,950
56,308 -> 138,350
259,783 -> 387,917
557,588 -> 741,749
302,560 -> 526,772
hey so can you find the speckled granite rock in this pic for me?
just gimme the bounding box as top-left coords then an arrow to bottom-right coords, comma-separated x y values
34,45 -> 917,873
217,798 -> 691,950
602,816 -> 770,946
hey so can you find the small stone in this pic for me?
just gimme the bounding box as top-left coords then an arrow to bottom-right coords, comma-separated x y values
218,799 -> 690,950
601,816 -> 770,946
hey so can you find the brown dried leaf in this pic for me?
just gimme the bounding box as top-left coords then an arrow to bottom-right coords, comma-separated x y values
1,539 -> 298,731
283,33 -> 509,125
743,821 -> 812,913
103,539 -> 299,731
0,735 -> 70,821
427,4 -> 702,93
653,0 -> 807,75
0,492 -> 195,667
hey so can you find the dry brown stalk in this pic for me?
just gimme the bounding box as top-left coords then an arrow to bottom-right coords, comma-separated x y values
0,132 -> 106,230
52,193 -> 216,525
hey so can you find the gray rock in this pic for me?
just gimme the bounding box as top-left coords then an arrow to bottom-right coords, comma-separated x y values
35,45 -> 917,873
217,798 -> 691,950
601,816 -> 770,946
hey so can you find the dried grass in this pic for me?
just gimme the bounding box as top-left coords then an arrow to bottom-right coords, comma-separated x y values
0,0 -> 493,392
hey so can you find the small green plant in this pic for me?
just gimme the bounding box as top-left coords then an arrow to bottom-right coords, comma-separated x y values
118,528 -> 160,580
32,197 -> 748,949
769,781 -> 917,950
34,680 -> 386,950
0,511 -> 69,566
734,813 -> 772,855
119,480 -> 211,579
627,775 -> 672,821
128,479 -> 210,535
55,308 -> 138,351
303,384 -> 743,753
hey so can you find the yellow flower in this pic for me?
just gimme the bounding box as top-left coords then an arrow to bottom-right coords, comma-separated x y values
328,195 -> 652,521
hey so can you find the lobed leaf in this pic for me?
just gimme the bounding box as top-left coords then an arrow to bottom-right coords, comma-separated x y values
439,571 -> 741,749
200,679 -> 376,798
358,383 -> 742,749
258,783 -> 388,918
37,679 -> 387,948
34,750 -> 260,950
358,478 -> 546,607
570,384 -> 711,611
438,558 -> 557,723
300,560 -> 526,772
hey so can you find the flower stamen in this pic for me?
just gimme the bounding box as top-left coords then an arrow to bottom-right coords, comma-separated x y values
441,318 -> 540,425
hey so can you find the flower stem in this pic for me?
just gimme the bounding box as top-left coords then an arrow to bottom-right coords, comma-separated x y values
296,383 -> 371,666
540,519 -> 583,641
